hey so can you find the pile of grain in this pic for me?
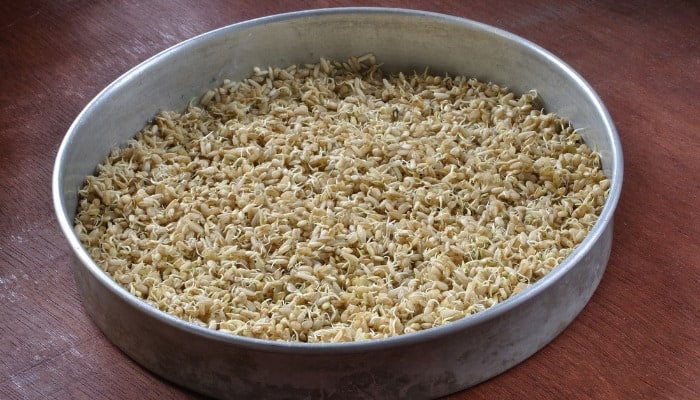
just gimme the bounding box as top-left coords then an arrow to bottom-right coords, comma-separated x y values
75,55 -> 609,342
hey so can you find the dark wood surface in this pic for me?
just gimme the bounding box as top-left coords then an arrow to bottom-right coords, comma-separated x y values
1,1 -> 698,399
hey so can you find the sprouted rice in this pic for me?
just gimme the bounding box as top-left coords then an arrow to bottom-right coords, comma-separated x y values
75,54 -> 609,342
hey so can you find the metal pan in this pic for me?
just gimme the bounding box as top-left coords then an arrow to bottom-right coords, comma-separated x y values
53,8 -> 623,399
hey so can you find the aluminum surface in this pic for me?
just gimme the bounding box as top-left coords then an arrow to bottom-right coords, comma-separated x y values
53,8 -> 623,399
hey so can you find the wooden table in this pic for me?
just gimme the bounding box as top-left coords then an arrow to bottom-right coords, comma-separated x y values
1,1 -> 698,399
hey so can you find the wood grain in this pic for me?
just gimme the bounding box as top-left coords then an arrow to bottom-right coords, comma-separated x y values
1,1 -> 698,399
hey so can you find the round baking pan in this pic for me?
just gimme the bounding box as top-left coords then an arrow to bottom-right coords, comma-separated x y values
53,8 -> 623,399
